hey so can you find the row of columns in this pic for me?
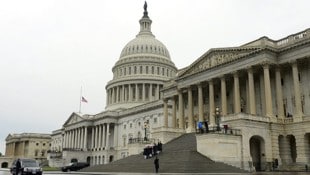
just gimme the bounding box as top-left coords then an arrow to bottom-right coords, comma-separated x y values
64,127 -> 87,150
63,123 -> 117,151
5,142 -> 15,156
163,62 -> 303,130
91,123 -> 110,150
107,83 -> 162,105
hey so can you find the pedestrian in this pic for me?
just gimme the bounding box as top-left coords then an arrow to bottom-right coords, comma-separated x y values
198,121 -> 203,133
16,158 -> 21,175
154,156 -> 159,173
204,120 -> 209,133
153,143 -> 158,156
158,141 -> 162,153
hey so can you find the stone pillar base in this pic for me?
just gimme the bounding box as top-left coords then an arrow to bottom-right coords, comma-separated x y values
151,127 -> 185,144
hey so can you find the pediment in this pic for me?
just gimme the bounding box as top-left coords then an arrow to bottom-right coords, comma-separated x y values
179,47 -> 261,78
63,112 -> 85,126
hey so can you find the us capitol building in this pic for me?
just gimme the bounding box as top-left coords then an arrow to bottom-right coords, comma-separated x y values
48,3 -> 310,172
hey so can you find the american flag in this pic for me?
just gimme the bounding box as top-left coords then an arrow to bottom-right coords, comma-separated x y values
81,96 -> 88,103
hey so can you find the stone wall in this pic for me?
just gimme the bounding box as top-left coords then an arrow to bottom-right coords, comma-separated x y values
196,134 -> 242,168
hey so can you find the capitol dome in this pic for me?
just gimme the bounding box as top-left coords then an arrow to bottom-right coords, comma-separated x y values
105,2 -> 177,110
119,35 -> 171,60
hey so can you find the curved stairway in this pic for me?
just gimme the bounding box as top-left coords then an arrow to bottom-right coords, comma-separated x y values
81,133 -> 247,173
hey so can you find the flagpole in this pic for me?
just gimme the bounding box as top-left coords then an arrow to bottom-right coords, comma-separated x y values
79,86 -> 82,113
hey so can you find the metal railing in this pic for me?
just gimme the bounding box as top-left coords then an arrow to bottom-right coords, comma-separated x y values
196,126 -> 242,136
128,138 -> 156,144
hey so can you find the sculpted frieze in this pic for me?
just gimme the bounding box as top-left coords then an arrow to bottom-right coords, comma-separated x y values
187,49 -> 258,76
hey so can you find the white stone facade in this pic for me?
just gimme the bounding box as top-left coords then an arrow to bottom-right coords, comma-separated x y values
0,133 -> 51,167
49,3 -> 310,172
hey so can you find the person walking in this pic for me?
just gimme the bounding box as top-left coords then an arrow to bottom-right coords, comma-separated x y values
154,156 -> 159,173
16,158 -> 21,175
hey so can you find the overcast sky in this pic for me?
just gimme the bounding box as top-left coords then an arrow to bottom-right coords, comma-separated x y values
0,0 -> 309,154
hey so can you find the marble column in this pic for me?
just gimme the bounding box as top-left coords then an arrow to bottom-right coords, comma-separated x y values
233,72 -> 241,113
72,129 -> 76,149
98,125 -> 102,149
292,61 -> 303,117
116,86 -> 119,103
198,84 -> 204,122
156,84 -> 160,100
188,87 -> 194,131
275,67 -> 285,118
67,131 -> 71,148
248,68 -> 256,115
77,128 -> 81,149
163,99 -> 168,128
102,124 -> 106,149
172,97 -> 177,128
142,84 -> 146,101
112,87 -> 115,103
209,80 -> 216,126
84,127 -> 87,150
129,84 -> 133,102
63,132 -> 67,148
263,64 -> 273,117
135,84 -> 139,101
149,84 -> 153,101
106,123 -> 110,149
91,127 -> 95,149
94,126 -> 98,150
178,90 -> 184,129
220,76 -> 227,115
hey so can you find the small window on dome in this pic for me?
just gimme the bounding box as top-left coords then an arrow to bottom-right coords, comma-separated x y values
162,68 -> 164,75
137,46 -> 139,51
166,69 -> 169,76
129,67 -> 131,75
146,66 -> 149,74
146,46 -> 148,51
152,66 -> 154,74
157,67 -> 160,75
134,66 -> 137,74
140,66 -> 142,74
141,46 -> 143,51
124,67 -> 127,75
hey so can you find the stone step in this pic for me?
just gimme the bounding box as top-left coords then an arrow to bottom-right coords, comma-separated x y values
82,133 -> 247,173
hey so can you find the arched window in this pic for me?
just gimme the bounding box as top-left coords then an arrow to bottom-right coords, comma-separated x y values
146,66 -> 149,74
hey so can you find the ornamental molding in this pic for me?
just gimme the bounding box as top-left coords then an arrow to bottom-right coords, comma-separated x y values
178,47 -> 261,78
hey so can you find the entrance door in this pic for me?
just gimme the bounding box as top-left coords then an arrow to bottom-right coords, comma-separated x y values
250,136 -> 265,171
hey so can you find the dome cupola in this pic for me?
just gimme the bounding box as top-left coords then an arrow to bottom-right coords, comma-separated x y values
105,1 -> 177,111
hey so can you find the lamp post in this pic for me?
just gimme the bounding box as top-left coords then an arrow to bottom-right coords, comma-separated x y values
215,107 -> 221,131
144,121 -> 148,141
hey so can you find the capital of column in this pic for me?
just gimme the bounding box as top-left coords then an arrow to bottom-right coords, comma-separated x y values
232,71 -> 239,78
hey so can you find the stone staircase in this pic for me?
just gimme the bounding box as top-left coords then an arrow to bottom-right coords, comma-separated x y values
81,133 -> 247,173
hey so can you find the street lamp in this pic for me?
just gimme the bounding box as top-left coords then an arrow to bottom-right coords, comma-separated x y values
144,121 -> 148,141
215,107 -> 221,131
